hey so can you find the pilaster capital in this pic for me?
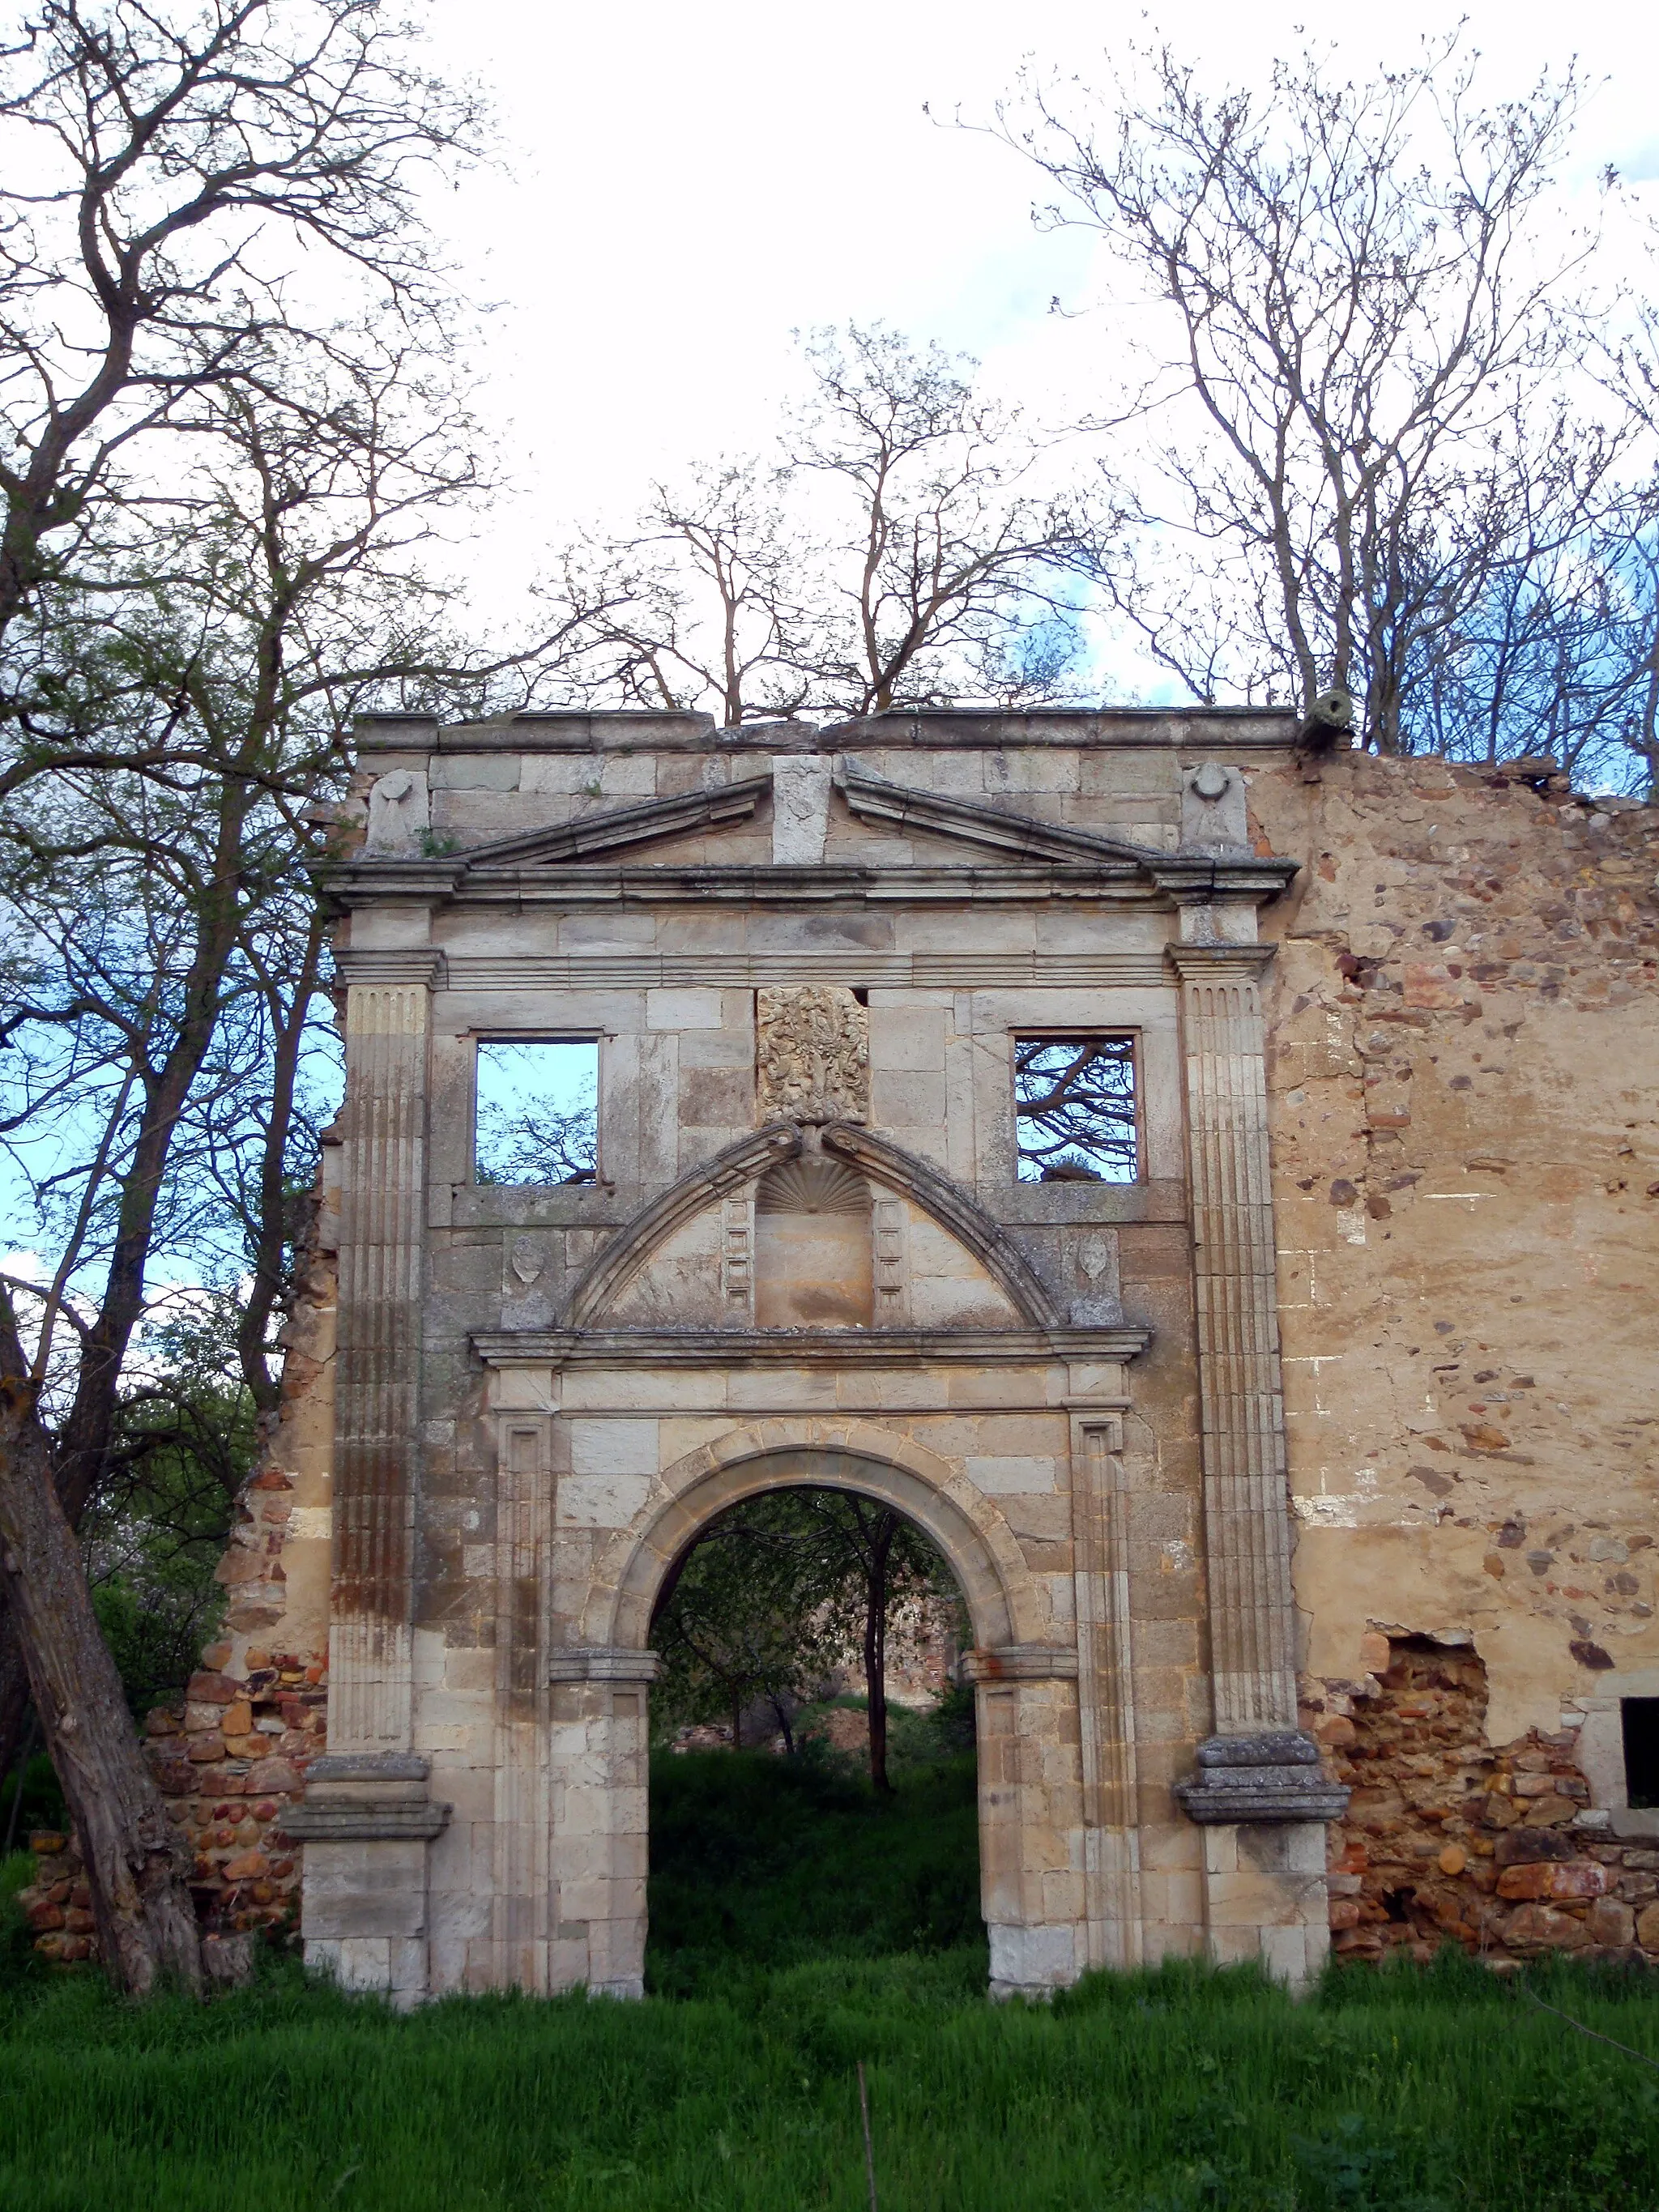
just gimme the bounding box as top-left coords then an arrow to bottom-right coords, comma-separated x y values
332,947 -> 447,990
1163,943 -> 1277,986
546,1646 -> 663,1688
959,1645 -> 1080,1685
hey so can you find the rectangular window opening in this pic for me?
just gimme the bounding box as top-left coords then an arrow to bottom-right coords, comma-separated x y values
1622,1698 -> 1659,1810
1013,1034 -> 1138,1184
475,1038 -> 598,1187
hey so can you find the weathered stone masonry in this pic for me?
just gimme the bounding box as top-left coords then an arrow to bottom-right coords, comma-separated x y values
27,714 -> 1655,1985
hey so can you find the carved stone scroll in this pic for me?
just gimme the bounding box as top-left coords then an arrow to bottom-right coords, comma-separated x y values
755,984 -> 868,1124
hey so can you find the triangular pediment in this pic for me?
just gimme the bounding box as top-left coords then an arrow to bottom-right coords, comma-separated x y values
837,768 -> 1166,868
446,763 -> 1171,876
451,774 -> 773,869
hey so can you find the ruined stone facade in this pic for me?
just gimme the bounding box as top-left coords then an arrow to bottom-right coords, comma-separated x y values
100,709 -> 1657,1995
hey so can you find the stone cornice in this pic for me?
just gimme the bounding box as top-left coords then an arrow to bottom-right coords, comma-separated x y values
353,704 -> 1303,755
470,1324 -> 1153,1369
328,859 -> 1293,914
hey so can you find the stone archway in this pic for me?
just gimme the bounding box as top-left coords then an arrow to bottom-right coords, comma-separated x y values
555,1440 -> 1081,2001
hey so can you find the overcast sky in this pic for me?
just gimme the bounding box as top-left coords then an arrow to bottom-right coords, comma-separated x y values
417,0 -> 1658,593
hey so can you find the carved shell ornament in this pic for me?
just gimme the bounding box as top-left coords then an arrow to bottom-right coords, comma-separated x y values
754,985 -> 869,1125
754,1159 -> 870,1215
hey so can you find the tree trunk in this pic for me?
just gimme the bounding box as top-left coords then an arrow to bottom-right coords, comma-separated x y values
864,1514 -> 895,1795
0,1333 -> 201,1995
0,1636 -> 30,1801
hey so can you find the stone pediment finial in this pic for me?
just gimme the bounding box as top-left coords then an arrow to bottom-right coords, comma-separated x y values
755,985 -> 868,1125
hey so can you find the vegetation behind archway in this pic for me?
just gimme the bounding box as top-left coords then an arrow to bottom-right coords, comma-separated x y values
644,1485 -> 982,1994
650,1486 -> 966,1793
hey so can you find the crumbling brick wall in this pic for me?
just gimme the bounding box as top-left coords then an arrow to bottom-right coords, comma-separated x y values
17,1217 -> 337,1961
1311,1633 -> 1659,1963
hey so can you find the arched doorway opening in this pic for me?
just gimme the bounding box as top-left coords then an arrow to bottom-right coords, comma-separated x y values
643,1478 -> 979,1992
561,1441 -> 1078,2002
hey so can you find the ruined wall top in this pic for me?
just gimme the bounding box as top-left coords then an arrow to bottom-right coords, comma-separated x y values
352,705 -> 1303,757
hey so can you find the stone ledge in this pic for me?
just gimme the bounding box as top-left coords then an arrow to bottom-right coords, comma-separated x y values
472,1325 -> 1154,1370
282,1801 -> 451,1843
284,1751 -> 450,1843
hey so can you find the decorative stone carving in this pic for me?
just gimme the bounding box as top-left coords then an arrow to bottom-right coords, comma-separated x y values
1180,761 -> 1249,855
753,1158 -> 868,1213
754,1154 -> 873,1328
365,769 -> 429,855
719,1196 -> 753,1318
755,985 -> 868,1124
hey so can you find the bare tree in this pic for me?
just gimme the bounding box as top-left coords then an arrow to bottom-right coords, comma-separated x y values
548,324 -> 1092,725
0,0 -> 485,685
552,461 -> 814,725
0,320 -> 521,1988
997,36 -> 1659,767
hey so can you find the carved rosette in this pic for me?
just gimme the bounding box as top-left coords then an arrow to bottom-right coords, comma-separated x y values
755,985 -> 868,1125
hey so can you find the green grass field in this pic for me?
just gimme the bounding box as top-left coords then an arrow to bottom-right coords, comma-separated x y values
2,1753 -> 1657,2211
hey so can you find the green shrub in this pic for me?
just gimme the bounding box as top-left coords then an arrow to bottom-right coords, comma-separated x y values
646,1749 -> 983,1996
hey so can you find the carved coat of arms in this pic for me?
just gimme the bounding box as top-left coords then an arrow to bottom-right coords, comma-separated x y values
755,985 -> 869,1125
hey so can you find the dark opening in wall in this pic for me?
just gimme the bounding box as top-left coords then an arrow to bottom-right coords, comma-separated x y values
1622,1698 -> 1659,1809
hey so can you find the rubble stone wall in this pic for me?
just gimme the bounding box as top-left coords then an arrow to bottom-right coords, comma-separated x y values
1246,749 -> 1659,1957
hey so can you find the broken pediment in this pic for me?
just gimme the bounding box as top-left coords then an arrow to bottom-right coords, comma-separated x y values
446,775 -> 773,868
342,759 -> 1191,883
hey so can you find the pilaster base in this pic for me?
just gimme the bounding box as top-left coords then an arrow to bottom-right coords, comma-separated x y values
1201,1822 -> 1332,1988
291,1755 -> 449,2005
988,1920 -> 1083,2001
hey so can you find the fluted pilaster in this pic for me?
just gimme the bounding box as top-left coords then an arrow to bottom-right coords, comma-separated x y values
330,948 -> 441,1755
1167,944 -> 1298,1736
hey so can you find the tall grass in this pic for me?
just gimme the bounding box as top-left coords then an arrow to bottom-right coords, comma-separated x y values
0,1762 -> 1654,2210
